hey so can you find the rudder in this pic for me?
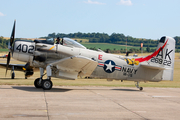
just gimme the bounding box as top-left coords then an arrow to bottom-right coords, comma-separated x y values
156,36 -> 175,81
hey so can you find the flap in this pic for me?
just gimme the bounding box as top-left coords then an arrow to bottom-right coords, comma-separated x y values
49,56 -> 98,77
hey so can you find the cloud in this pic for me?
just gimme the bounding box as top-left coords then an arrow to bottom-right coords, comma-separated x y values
0,12 -> 5,16
117,0 -> 133,6
84,0 -> 106,5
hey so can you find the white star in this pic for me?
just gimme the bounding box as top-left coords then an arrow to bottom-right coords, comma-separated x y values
105,61 -> 114,72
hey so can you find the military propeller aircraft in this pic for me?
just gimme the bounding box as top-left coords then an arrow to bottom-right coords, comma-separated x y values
1,20 -> 175,90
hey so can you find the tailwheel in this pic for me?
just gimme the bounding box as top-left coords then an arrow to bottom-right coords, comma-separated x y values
139,87 -> 143,91
41,79 -> 53,90
34,78 -> 42,88
135,81 -> 143,91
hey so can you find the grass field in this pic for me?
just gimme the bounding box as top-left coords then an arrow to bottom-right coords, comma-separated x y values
0,49 -> 9,52
0,53 -> 180,88
81,43 -> 149,51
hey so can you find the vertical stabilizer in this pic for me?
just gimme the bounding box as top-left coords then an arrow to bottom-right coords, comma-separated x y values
157,36 -> 175,81
134,36 -> 175,81
146,36 -> 175,81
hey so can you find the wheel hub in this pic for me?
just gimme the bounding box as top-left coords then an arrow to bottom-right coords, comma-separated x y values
44,81 -> 51,88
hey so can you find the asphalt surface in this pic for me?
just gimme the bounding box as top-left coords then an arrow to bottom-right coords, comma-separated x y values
0,85 -> 180,120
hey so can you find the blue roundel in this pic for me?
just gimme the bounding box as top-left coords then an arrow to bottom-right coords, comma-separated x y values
103,60 -> 116,73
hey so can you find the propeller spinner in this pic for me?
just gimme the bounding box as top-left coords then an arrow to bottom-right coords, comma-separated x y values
6,20 -> 16,76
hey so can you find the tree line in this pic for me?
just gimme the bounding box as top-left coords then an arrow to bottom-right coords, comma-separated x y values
0,36 -> 9,49
47,32 -> 180,52
47,32 -> 158,47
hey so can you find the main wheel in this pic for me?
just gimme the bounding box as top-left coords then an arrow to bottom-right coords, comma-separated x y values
41,79 -> 53,90
34,78 -> 42,88
11,72 -> 15,79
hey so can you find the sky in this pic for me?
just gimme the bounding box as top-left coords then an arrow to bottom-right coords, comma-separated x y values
0,0 -> 180,39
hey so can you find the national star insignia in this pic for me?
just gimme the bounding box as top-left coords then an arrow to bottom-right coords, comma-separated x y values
105,61 -> 114,72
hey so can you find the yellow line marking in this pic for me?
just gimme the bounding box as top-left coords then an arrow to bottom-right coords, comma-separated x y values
49,46 -> 55,50
22,67 -> 26,71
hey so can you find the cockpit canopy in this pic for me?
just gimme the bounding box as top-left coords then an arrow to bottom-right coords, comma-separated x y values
34,37 -> 86,49
63,38 -> 86,49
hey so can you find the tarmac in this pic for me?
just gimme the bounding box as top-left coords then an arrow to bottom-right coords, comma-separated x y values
0,85 -> 180,120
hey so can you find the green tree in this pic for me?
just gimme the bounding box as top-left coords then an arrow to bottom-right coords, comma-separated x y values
146,46 -> 150,52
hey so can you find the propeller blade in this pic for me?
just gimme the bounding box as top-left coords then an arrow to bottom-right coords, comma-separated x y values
5,52 -> 11,76
10,20 -> 16,47
6,20 -> 16,76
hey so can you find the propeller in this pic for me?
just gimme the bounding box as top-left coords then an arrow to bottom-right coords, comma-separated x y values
5,20 -> 16,76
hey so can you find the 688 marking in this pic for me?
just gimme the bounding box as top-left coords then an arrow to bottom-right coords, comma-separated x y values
151,57 -> 171,66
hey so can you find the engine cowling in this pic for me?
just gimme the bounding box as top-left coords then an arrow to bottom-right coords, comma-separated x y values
13,41 -> 35,63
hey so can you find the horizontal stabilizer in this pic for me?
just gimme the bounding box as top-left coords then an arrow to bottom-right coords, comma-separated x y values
141,64 -> 166,70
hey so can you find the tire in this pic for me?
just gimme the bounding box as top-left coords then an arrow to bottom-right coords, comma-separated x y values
34,78 -> 42,88
139,87 -> 143,91
41,79 -> 53,90
11,72 -> 15,79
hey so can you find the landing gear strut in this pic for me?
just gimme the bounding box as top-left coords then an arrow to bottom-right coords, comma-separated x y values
135,82 -> 143,91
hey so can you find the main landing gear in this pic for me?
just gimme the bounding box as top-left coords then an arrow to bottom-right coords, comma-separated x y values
34,67 -> 53,90
135,81 -> 143,91
34,78 -> 53,90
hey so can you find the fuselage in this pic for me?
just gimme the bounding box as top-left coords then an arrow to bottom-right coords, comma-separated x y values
12,41 -> 150,82
13,35 -> 176,82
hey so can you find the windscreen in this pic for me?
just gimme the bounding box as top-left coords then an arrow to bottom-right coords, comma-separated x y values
63,37 -> 86,49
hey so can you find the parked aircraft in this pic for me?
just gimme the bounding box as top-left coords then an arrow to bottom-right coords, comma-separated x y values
0,20 -> 175,90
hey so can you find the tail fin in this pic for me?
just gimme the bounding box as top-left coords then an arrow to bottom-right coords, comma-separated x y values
156,36 -> 175,81
135,36 -> 175,81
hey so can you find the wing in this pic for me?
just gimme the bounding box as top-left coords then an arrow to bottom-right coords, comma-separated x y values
0,63 -> 25,71
49,56 -> 98,79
